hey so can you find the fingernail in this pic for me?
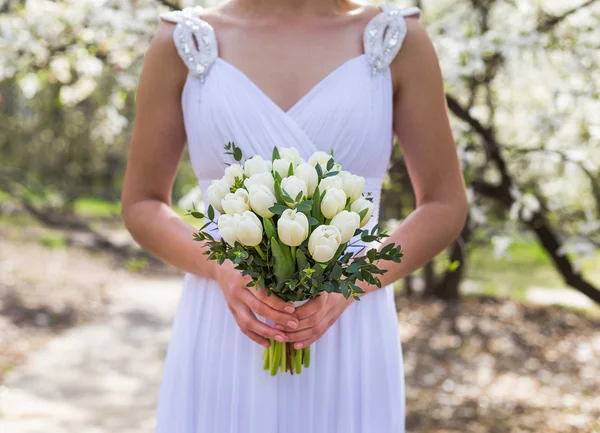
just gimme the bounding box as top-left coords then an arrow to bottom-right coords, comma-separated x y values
295,343 -> 303,349
287,321 -> 298,329
275,335 -> 285,342
284,305 -> 295,314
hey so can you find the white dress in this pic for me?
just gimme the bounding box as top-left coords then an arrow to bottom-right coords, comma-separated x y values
155,4 -> 420,433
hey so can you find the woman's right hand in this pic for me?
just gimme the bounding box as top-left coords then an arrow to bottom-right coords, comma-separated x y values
213,261 -> 299,348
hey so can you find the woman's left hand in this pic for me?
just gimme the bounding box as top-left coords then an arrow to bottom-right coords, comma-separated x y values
277,292 -> 354,349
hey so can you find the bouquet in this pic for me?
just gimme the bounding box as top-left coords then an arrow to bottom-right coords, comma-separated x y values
190,142 -> 403,376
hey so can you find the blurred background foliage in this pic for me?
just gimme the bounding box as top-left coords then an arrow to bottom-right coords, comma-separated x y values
0,0 -> 599,304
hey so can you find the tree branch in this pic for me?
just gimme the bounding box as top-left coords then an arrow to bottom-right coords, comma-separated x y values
447,93 -> 600,305
537,0 -> 599,32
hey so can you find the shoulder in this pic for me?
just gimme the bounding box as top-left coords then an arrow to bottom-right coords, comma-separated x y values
159,5 -> 230,31
390,15 -> 439,92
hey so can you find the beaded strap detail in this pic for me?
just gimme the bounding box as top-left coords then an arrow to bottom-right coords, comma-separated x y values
364,4 -> 421,74
160,7 -> 218,81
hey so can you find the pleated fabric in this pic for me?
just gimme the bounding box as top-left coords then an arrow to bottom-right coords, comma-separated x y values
155,4 -> 419,433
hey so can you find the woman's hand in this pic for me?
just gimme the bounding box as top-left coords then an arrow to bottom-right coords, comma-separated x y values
213,261 -> 299,348
280,292 -> 354,349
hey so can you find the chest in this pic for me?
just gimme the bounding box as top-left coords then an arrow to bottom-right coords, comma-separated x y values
213,17 -> 368,112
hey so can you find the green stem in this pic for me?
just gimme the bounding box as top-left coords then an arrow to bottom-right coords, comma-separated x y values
263,347 -> 269,371
295,347 -> 302,374
290,245 -> 297,260
280,342 -> 287,373
270,341 -> 281,376
303,346 -> 311,368
254,245 -> 267,260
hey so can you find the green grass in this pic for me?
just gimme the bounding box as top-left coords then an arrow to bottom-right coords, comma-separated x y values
39,232 -> 67,249
466,238 -> 600,293
74,197 -> 121,218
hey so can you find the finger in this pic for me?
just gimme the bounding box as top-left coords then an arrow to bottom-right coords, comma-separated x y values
239,307 -> 289,343
251,287 -> 296,314
243,329 -> 270,348
242,291 -> 299,329
289,317 -> 333,349
294,295 -> 327,320
276,307 -> 325,332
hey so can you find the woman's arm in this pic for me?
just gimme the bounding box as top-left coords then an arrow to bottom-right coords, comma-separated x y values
286,18 -> 468,348
121,22 -> 297,347
121,22 -> 213,278
359,16 -> 469,292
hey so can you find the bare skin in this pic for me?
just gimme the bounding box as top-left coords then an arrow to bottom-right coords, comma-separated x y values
121,0 -> 468,350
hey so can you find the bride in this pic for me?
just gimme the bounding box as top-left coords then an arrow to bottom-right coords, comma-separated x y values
121,0 -> 468,432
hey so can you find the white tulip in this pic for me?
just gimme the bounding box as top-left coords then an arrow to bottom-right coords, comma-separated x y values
248,185 -> 277,218
281,176 -> 307,205
244,172 -> 275,193
244,155 -> 271,177
223,163 -> 245,187
308,151 -> 332,171
294,163 -> 318,198
277,209 -> 309,247
221,188 -> 250,215
351,197 -> 375,227
320,188 -> 347,219
206,179 -> 230,213
218,214 -> 238,246
279,147 -> 304,166
318,174 -> 343,192
272,158 -> 293,178
341,173 -> 365,203
235,211 -> 263,246
330,210 -> 361,243
308,225 -> 342,262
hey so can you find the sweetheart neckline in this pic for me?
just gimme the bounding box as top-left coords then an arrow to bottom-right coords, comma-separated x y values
214,54 -> 368,115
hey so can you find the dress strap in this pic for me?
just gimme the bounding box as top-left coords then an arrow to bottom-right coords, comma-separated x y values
364,4 -> 421,74
159,7 -> 218,81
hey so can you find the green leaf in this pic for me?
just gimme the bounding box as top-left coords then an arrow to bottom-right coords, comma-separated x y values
340,281 -> 350,298
312,185 -> 322,220
347,261 -> 361,274
207,205 -> 215,221
326,158 -> 334,171
330,148 -> 335,158
367,248 -> 377,262
288,162 -> 294,177
308,216 -> 319,226
381,243 -> 395,254
315,163 -> 323,178
190,211 -> 204,219
233,146 -> 243,162
274,179 -> 285,204
324,281 -> 335,293
263,216 -> 278,240
296,248 -> 309,271
268,204 -> 288,216
295,190 -> 303,202
295,202 -> 311,213
270,237 -> 295,283
272,147 -> 281,162
358,208 -> 368,222
329,263 -> 343,280
282,192 -> 295,204
322,170 -> 339,178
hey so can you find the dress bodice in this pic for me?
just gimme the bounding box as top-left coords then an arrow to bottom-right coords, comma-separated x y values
160,4 -> 420,227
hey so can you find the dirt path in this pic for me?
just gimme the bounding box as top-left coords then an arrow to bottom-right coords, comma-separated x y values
0,276 -> 182,433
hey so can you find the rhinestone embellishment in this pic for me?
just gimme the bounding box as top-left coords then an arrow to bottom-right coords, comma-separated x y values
363,4 -> 420,75
160,7 -> 218,81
